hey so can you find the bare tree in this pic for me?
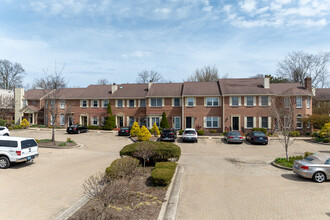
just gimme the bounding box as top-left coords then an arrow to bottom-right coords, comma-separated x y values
133,142 -> 156,175
97,78 -> 109,85
33,64 -> 67,142
0,93 -> 14,121
186,66 -> 219,82
136,70 -> 163,83
270,97 -> 296,161
0,59 -> 25,90
277,51 -> 330,88
250,74 -> 264,78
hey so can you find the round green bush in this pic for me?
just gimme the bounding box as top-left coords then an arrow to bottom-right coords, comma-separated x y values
155,162 -> 177,170
197,130 -> 205,135
290,131 -> 300,137
151,168 -> 175,186
252,128 -> 267,134
323,138 -> 330,143
105,157 -> 140,179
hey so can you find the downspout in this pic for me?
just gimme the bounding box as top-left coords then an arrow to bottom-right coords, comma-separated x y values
182,96 -> 184,130
223,96 -> 225,132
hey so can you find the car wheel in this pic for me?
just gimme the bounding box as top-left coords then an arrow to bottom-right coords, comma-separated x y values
0,156 -> 10,169
3,133 -> 9,136
313,172 -> 326,183
78,130 -> 80,134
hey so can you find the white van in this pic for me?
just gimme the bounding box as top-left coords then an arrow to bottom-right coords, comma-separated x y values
0,136 -> 39,169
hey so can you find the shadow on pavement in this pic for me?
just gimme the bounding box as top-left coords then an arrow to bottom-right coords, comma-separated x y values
9,161 -> 35,169
281,173 -> 312,182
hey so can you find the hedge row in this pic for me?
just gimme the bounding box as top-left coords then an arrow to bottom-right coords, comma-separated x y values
151,162 -> 177,186
120,141 -> 181,163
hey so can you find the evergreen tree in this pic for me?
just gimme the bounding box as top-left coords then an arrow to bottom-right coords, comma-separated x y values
160,112 -> 170,129
103,100 -> 116,130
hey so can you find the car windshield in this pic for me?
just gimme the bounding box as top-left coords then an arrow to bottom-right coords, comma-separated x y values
304,157 -> 314,161
253,132 -> 266,137
70,125 -> 79,128
162,130 -> 173,133
229,132 -> 240,136
184,130 -> 196,134
121,127 -> 129,130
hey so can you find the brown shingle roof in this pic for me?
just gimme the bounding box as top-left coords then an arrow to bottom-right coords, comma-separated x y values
182,82 -> 220,96
111,84 -> 148,98
270,83 -> 313,96
24,89 -> 53,100
146,83 -> 183,97
219,78 -> 271,95
315,88 -> 330,101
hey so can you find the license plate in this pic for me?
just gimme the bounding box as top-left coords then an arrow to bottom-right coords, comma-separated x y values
27,156 -> 32,160
294,164 -> 299,168
259,137 -> 263,140
234,138 -> 239,140
69,128 -> 72,130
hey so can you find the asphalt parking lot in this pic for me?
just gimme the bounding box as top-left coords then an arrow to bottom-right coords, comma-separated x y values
0,129 -> 131,220
176,138 -> 330,220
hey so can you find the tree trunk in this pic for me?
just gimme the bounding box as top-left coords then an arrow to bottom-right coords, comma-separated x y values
143,159 -> 145,176
52,124 -> 55,142
286,147 -> 289,161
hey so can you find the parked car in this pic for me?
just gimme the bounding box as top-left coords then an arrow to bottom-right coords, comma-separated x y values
182,128 -> 198,143
160,128 -> 177,142
0,136 -> 39,169
224,131 -> 243,144
293,154 -> 330,183
246,131 -> 268,145
118,127 -> 131,136
67,125 -> 88,134
0,126 -> 10,136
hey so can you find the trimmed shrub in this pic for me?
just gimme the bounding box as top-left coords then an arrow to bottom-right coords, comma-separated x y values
0,119 -> 6,126
323,138 -> 330,143
120,141 -> 181,162
179,130 -> 183,135
8,126 -> 13,130
130,122 -> 140,137
105,157 -> 140,180
87,125 -> 99,130
39,125 -> 46,128
290,131 -> 300,137
210,130 -> 216,133
20,118 -> 30,129
320,122 -> 330,138
58,142 -> 67,146
160,112 -> 170,129
66,138 -> 74,143
137,126 -> 151,141
155,162 -> 177,170
305,132 -> 311,136
150,123 -> 160,137
252,128 -> 267,134
304,152 -> 313,158
312,132 -> 320,137
197,130 -> 205,135
151,168 -> 175,186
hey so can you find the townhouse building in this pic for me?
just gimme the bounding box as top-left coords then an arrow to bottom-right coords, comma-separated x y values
313,88 -> 330,115
14,77 -> 314,133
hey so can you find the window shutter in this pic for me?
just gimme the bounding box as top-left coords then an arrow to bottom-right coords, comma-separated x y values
218,117 -> 221,128
253,97 -> 256,106
115,100 -> 118,107
268,117 -> 271,129
194,98 -> 196,106
148,99 -> 151,107
204,117 -> 207,128
229,97 -> 232,106
268,96 -> 271,106
80,100 -> 82,107
244,97 -> 247,106
162,98 -> 164,107
238,97 -> 241,106
185,98 -> 188,106
172,98 -> 174,107
219,97 -> 222,106
244,117 -> 247,128
126,116 -> 129,126
204,98 -> 207,106
253,117 -> 256,128
259,96 -> 262,106
259,117 -> 262,128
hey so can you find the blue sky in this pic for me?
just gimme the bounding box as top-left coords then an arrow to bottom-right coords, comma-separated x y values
0,0 -> 329,87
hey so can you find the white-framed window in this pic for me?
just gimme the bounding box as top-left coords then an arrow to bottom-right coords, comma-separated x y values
187,97 -> 194,107
247,117 -> 253,128
140,99 -> 146,107
307,97 -> 310,109
50,115 -> 54,126
60,114 -> 65,126
206,97 -> 219,106
101,117 -> 106,126
296,114 -> 303,129
246,96 -> 254,106
129,99 -> 135,107
22,99 -> 27,107
117,99 -> 123,108
261,117 -> 268,129
296,97 -> 302,108
206,117 -> 219,128
173,116 -> 181,129
284,116 -> 290,128
260,96 -> 268,106
103,100 -> 109,108
51,100 -> 55,108
232,97 -> 239,106
92,100 -> 98,108
173,98 -> 181,107
151,98 -> 162,107
60,100 -> 65,109
284,97 -> 290,108
129,116 -> 135,126
81,100 -> 88,108
92,117 -> 99,126
151,117 -> 160,127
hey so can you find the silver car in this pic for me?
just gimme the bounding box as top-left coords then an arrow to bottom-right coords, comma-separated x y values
224,131 -> 243,144
293,154 -> 330,183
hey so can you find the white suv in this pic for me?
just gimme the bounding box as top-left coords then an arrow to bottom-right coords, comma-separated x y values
0,126 -> 10,136
182,128 -> 198,143
0,136 -> 39,169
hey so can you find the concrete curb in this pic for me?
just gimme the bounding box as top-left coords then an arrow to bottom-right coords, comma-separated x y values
54,195 -> 90,220
271,160 -> 293,171
157,164 -> 184,220
38,143 -> 81,149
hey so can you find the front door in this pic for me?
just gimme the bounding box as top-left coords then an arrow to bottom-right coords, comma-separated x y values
68,116 -> 73,126
232,117 -> 239,131
81,116 -> 88,126
118,116 -> 124,127
186,117 -> 192,129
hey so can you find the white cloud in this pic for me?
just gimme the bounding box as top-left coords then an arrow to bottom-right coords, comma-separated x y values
153,8 -> 172,15
239,0 -> 257,13
122,51 -> 151,59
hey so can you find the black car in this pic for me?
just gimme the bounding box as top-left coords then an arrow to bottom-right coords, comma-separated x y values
118,127 -> 131,136
246,131 -> 268,145
160,128 -> 177,142
67,125 -> 88,134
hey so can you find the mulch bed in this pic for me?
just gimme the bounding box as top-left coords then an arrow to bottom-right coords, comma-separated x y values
69,167 -> 167,220
38,141 -> 78,148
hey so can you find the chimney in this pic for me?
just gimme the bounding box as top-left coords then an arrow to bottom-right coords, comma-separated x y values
263,76 -> 270,89
304,77 -> 312,91
111,84 -> 118,94
148,82 -> 153,90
